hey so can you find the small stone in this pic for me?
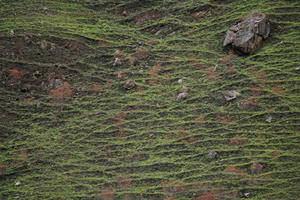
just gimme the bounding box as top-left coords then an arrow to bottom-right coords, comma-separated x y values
266,115 -> 272,123
178,79 -> 183,84
176,92 -> 186,100
243,192 -> 250,198
208,150 -> 217,159
43,7 -> 48,14
123,80 -> 135,90
32,71 -> 41,79
224,90 -> 240,101
155,28 -> 168,35
113,58 -> 121,66
237,101 -> 249,109
15,181 -> 21,186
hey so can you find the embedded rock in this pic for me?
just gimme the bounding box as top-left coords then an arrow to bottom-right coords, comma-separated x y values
250,161 -> 263,174
176,92 -> 186,100
208,150 -> 217,159
123,80 -> 135,90
113,57 -> 121,66
223,90 -> 240,101
224,12 -> 270,54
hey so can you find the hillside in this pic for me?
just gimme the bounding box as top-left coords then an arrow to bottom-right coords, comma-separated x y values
0,0 -> 299,199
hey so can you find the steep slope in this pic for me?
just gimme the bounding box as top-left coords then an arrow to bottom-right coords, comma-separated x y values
0,0 -> 299,199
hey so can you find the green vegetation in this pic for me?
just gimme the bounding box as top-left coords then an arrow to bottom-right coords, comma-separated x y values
0,0 -> 299,199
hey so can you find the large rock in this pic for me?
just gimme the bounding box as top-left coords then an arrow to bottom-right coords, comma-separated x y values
223,12 -> 270,54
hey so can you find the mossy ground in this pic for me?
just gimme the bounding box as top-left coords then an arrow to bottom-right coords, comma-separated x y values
0,0 -> 299,199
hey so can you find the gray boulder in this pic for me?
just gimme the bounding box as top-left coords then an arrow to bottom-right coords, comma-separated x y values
123,80 -> 135,90
224,12 -> 270,54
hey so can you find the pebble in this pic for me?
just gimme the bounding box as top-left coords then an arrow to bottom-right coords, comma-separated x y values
176,92 -> 186,100
266,115 -> 272,123
113,58 -> 121,66
208,150 -> 217,159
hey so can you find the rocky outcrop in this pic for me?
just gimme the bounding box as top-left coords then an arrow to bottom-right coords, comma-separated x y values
224,12 -> 270,54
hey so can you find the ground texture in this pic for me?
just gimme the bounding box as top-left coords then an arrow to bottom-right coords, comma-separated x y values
0,0 -> 299,199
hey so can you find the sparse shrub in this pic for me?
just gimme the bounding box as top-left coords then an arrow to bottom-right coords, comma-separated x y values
226,65 -> 235,74
9,68 -> 24,80
247,66 -> 258,73
113,112 -> 126,126
220,56 -> 231,64
163,179 -> 189,197
229,135 -> 246,145
50,81 -> 72,100
164,196 -> 176,200
270,151 -> 279,158
116,174 -> 132,188
128,55 -> 137,65
100,191 -> 114,200
198,191 -> 216,200
250,84 -> 262,96
202,68 -> 219,81
224,166 -> 239,173
147,39 -> 156,45
248,97 -> 259,105
167,132 -> 173,139
148,63 -> 162,85
135,48 -> 149,59
92,85 -> 102,92
98,37 -> 107,46
114,50 -> 124,57
105,80 -> 112,88
135,153 -> 141,161
0,163 -> 5,175
271,84 -> 285,95
25,96 -> 34,105
256,70 -> 265,80
137,85 -> 143,92
164,72 -> 171,83
250,161 -> 263,174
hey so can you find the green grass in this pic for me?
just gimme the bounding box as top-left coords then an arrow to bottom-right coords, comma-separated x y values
0,0 -> 299,199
